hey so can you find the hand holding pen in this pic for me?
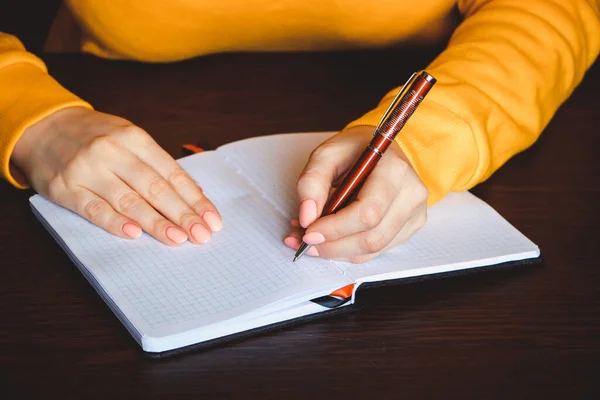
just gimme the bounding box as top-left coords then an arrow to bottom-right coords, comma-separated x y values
284,71 -> 436,263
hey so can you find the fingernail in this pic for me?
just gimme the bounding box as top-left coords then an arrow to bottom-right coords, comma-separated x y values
284,236 -> 300,250
302,231 -> 326,245
202,211 -> 223,232
190,223 -> 211,243
122,223 -> 142,239
166,226 -> 188,244
290,219 -> 301,228
299,199 -> 318,228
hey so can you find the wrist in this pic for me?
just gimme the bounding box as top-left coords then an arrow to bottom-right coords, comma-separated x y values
10,106 -> 88,179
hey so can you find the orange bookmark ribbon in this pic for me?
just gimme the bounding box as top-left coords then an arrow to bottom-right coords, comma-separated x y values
311,284 -> 355,308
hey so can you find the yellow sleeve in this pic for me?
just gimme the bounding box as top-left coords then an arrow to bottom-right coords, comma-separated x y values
346,0 -> 600,205
0,33 -> 92,189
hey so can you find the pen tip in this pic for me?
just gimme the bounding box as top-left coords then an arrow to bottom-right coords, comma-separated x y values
294,242 -> 310,262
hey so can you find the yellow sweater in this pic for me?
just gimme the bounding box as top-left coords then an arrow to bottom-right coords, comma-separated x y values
1,0 -> 599,205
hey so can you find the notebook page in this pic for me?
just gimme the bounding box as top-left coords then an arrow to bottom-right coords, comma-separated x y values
218,132 -> 538,285
334,192 -> 540,283
217,132 -> 336,220
30,151 -> 351,342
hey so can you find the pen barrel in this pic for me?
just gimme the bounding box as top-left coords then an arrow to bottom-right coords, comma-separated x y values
320,71 -> 435,219
322,146 -> 382,216
377,73 -> 435,141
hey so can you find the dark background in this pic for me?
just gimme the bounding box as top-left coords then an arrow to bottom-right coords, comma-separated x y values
1,0 -> 61,52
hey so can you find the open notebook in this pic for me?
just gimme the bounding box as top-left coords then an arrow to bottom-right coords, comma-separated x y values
30,132 -> 540,357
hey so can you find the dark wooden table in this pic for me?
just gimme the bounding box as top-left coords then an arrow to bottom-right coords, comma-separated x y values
1,47 -> 599,399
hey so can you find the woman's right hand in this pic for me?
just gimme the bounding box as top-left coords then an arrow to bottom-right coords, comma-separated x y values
11,107 -> 222,246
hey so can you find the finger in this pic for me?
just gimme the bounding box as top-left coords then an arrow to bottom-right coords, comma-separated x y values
344,206 -> 428,264
311,211 -> 406,260
160,164 -> 222,233
116,127 -> 223,232
82,170 -> 192,246
286,225 -> 305,239
282,235 -> 320,257
296,135 -> 367,228
315,204 -> 427,262
58,186 -> 143,240
110,153 -> 213,244
385,204 -> 427,248
304,152 -> 408,242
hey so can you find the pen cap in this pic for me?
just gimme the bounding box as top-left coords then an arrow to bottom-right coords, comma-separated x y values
376,71 -> 436,141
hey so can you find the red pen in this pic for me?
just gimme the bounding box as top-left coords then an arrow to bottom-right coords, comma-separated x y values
293,70 -> 436,261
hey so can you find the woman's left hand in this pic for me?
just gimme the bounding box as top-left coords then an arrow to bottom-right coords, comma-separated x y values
284,126 -> 429,263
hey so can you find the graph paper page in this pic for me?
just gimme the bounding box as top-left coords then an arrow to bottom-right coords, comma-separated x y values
218,132 -> 539,283
335,192 -> 540,283
29,151 -> 350,340
217,132 -> 336,220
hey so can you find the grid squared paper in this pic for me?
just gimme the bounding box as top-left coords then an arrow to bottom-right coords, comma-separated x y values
30,151 -> 349,335
30,132 -> 539,348
218,132 -> 538,283
333,192 -> 539,282
217,132 -> 336,220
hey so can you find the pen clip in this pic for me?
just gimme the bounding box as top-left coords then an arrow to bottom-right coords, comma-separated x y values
374,72 -> 418,134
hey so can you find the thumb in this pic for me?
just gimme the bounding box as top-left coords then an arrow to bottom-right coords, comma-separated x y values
296,129 -> 371,228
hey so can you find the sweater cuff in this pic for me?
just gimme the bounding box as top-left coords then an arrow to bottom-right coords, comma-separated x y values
0,61 -> 92,188
344,83 -> 478,206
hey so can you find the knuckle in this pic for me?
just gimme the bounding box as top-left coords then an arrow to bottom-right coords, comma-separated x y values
178,211 -> 199,227
191,198 -> 211,213
87,135 -> 114,154
122,156 -> 142,174
151,218 -> 168,235
359,200 -> 383,229
83,199 -> 106,223
124,126 -> 156,148
397,159 -> 411,176
110,124 -> 153,147
168,168 -> 192,187
413,183 -> 429,202
119,125 -> 148,139
76,136 -> 120,166
309,141 -> 337,160
105,212 -> 122,231
46,177 -> 64,201
148,176 -> 171,198
117,191 -> 142,212
361,229 -> 387,254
